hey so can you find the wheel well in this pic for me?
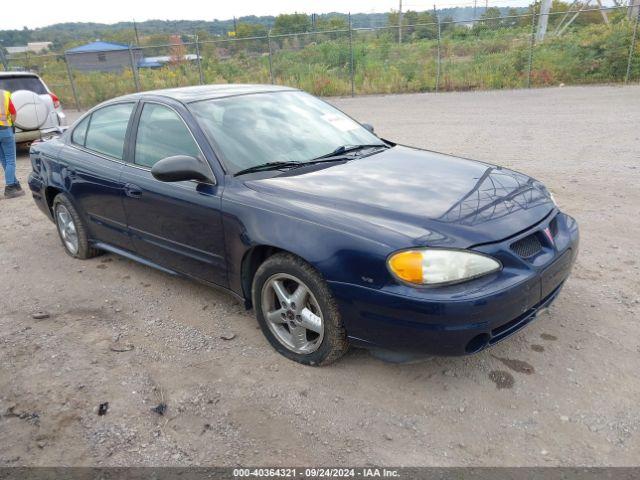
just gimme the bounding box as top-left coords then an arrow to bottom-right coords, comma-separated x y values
241,245 -> 284,308
44,187 -> 63,213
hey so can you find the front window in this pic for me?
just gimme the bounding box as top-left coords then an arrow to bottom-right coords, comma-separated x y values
134,103 -> 201,168
189,91 -> 382,174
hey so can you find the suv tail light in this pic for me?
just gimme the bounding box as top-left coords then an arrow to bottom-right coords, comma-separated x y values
50,93 -> 61,109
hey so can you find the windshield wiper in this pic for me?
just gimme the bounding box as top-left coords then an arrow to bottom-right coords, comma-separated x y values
311,143 -> 388,161
234,161 -> 301,176
234,144 -> 389,176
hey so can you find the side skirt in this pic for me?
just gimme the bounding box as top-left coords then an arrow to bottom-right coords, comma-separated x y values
91,241 -> 245,303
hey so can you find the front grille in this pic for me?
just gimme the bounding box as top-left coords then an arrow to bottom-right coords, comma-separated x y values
511,234 -> 542,258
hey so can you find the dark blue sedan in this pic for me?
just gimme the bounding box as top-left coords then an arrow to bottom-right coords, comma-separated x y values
28,84 -> 579,365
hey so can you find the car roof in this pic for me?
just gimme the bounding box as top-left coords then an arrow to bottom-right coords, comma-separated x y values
0,71 -> 40,78
118,84 -> 298,104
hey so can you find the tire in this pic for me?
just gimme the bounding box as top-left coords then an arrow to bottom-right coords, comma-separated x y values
52,193 -> 101,259
252,253 -> 348,366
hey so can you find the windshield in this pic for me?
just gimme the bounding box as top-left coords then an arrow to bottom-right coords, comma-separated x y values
189,91 -> 383,174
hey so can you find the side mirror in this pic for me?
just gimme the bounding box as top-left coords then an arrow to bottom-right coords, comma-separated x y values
151,155 -> 214,184
362,123 -> 375,134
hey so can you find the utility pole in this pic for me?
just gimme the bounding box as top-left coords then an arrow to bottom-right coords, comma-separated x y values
133,19 -> 140,46
536,0 -> 552,41
473,0 -> 478,21
233,16 -> 238,35
398,0 -> 403,44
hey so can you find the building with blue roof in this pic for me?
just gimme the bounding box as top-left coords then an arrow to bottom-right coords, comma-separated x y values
65,41 -> 142,73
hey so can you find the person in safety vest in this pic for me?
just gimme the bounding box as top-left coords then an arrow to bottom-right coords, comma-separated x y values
0,89 -> 24,198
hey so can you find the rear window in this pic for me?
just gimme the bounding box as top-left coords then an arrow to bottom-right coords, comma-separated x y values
0,76 -> 48,94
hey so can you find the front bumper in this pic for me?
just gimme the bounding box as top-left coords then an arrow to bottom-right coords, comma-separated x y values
331,211 -> 579,356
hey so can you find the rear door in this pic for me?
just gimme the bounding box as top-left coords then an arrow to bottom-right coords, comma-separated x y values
63,102 -> 136,250
120,100 -> 227,286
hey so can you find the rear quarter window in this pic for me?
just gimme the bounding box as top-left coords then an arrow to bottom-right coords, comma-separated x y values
0,76 -> 48,95
71,115 -> 90,146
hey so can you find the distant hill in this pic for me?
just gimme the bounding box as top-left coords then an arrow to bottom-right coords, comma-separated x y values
0,8 -> 527,53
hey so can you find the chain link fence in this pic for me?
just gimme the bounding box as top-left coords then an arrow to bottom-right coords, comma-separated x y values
1,5 -> 638,110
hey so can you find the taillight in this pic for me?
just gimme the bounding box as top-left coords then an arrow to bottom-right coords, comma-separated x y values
50,93 -> 61,109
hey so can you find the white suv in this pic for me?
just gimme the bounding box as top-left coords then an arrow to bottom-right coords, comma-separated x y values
0,71 -> 67,144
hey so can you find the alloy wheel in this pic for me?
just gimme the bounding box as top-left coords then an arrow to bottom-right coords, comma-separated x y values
55,204 -> 79,255
261,273 -> 324,354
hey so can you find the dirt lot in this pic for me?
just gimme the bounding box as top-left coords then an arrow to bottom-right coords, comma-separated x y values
1,85 -> 639,467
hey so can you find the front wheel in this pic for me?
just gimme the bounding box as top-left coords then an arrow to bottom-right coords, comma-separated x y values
252,253 -> 348,366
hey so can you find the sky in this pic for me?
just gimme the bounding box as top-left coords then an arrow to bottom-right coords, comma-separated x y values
2,0 -> 548,30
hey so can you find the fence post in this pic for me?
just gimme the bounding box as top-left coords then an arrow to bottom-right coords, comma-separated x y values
64,54 -> 81,111
128,44 -> 141,92
349,12 -> 355,97
267,30 -> 275,84
526,4 -> 537,88
195,35 -> 205,85
434,5 -> 441,93
398,0 -> 403,44
625,8 -> 640,84
0,48 -> 8,70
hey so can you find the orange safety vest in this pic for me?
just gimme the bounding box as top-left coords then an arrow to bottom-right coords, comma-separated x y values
0,90 -> 12,127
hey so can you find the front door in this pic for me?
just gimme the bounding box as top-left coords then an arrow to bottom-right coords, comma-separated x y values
120,101 -> 227,287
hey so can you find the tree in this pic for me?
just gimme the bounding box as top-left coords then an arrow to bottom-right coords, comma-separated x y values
169,34 -> 186,65
479,7 -> 503,28
502,8 -> 520,28
413,11 -> 438,39
236,22 -> 268,38
272,13 -> 311,35
316,16 -> 348,32
234,23 -> 268,53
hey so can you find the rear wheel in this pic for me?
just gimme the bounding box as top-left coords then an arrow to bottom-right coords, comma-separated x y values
53,194 -> 101,259
252,253 -> 348,366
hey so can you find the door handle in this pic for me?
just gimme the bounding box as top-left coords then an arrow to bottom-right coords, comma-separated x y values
124,183 -> 143,198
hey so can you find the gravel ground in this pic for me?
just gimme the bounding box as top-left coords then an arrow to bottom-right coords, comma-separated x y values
0,85 -> 639,467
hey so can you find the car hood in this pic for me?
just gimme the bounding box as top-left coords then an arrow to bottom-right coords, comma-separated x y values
244,146 -> 555,248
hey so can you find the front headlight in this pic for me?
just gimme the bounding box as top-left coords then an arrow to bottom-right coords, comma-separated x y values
387,249 -> 501,286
